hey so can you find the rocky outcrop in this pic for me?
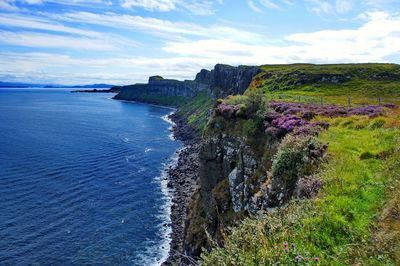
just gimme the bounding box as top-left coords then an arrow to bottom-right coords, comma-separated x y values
198,136 -> 258,213
182,133 -> 278,258
195,64 -> 262,98
113,64 -> 262,105
113,76 -> 205,105
182,103 -> 328,261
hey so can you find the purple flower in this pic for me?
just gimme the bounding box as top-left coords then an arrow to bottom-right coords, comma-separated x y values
315,257 -> 320,262
272,114 -> 309,132
215,103 -> 241,119
269,101 -> 387,118
295,255 -> 302,262
283,242 -> 288,247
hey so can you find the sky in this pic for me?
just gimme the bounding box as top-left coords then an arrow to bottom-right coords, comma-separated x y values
0,0 -> 399,85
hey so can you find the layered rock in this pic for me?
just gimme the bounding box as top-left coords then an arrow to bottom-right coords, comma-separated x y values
113,76 -> 204,105
182,132 -> 279,258
195,64 -> 262,97
112,64 -> 262,105
181,101 -> 329,261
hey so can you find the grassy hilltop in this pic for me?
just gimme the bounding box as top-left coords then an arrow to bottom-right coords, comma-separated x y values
178,63 -> 400,265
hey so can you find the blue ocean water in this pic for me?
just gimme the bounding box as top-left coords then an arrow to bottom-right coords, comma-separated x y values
0,88 -> 181,265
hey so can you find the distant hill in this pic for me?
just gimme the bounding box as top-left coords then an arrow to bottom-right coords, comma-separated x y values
45,84 -> 114,89
0,82 -> 114,88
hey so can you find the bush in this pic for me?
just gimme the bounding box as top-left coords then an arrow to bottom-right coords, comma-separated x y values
360,151 -> 376,160
243,119 -> 259,136
369,118 -> 386,129
271,135 -> 327,199
244,88 -> 267,115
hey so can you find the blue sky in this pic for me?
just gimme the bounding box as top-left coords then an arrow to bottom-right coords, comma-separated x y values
0,0 -> 399,85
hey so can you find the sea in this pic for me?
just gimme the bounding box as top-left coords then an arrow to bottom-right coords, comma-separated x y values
0,88 -> 182,265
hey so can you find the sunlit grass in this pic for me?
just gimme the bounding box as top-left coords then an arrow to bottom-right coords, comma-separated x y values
202,113 -> 400,265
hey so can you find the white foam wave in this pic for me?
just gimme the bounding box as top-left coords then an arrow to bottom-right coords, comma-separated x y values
138,148 -> 182,265
137,111 -> 181,265
161,111 -> 176,141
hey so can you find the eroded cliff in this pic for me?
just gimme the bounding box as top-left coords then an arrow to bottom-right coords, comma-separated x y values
112,64 -> 262,106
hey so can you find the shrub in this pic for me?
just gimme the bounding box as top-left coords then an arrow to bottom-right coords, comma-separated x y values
360,151 -> 376,160
244,88 -> 267,115
369,118 -> 386,129
271,114 -> 309,132
269,135 -> 327,205
243,119 -> 259,136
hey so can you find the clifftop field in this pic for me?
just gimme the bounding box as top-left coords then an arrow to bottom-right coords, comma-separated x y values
253,63 -> 400,106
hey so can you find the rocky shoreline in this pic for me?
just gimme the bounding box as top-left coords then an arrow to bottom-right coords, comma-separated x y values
162,113 -> 200,265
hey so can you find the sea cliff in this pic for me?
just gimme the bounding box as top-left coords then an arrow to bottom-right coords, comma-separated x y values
112,64 -> 261,106
113,63 -> 400,266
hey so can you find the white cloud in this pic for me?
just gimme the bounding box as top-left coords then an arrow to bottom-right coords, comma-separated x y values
23,0 -> 111,5
336,0 -> 352,13
180,0 -> 216,16
248,0 -> 263,13
22,0 -> 43,4
164,11 -> 400,65
0,0 -> 19,10
47,11 -> 266,43
0,30 -> 138,51
0,52 -> 218,84
259,0 -> 280,9
121,0 -> 178,11
247,0 -> 295,13
120,0 -> 221,16
305,0 -> 332,14
0,13 -> 104,37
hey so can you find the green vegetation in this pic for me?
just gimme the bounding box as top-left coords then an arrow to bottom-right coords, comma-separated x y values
173,63 -> 400,265
176,91 -> 213,132
271,135 -> 325,192
136,94 -> 187,106
252,63 -> 400,106
200,63 -> 400,263
202,113 -> 400,265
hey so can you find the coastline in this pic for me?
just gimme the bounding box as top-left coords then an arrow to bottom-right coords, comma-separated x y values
162,112 -> 200,265
111,98 -> 200,265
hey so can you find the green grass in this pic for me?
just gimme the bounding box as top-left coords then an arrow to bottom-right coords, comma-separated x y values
250,63 -> 400,106
132,94 -> 187,106
201,115 -> 400,265
177,91 -> 213,132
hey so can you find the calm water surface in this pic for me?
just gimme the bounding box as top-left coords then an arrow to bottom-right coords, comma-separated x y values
0,88 -> 181,265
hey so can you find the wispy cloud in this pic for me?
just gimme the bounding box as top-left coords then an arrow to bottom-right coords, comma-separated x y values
164,11 -> 400,64
336,0 -> 353,13
0,0 -> 19,11
120,0 -> 221,16
247,0 -> 295,13
121,0 -> 178,11
0,13 -> 104,37
305,0 -> 332,14
248,0 -> 263,13
46,11 -> 265,43
259,0 -> 280,9
0,30 -> 138,51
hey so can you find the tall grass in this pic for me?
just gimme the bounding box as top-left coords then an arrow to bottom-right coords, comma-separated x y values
202,115 -> 400,265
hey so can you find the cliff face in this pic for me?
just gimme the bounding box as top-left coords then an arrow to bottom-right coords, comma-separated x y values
182,99 -> 328,260
113,64 -> 262,105
195,64 -> 262,98
113,76 -> 204,106
183,133 -> 278,257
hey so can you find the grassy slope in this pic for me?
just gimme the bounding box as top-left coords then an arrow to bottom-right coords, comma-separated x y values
176,91 -> 213,132
202,114 -> 400,265
201,64 -> 400,265
254,63 -> 400,106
